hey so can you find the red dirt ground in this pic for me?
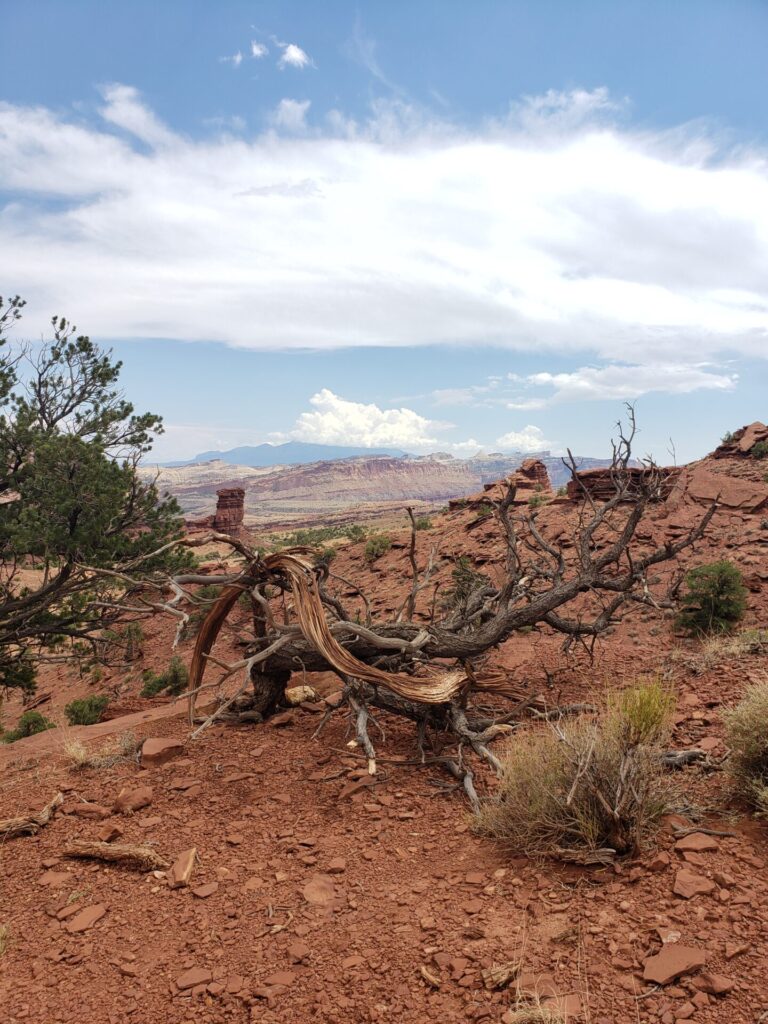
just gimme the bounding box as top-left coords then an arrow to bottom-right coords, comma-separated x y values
1,440 -> 768,1023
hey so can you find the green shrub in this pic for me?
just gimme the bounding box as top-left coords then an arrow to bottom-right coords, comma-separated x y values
556,485 -> 567,497
0,654 -> 37,694
677,560 -> 747,634
414,516 -> 432,531
140,656 -> 188,698
443,556 -> 490,611
724,681 -> 768,815
314,547 -> 337,567
475,682 -> 674,857
65,695 -> 110,726
528,493 -> 547,509
721,430 -> 735,444
364,534 -> 391,563
2,710 -> 56,743
752,440 -> 768,460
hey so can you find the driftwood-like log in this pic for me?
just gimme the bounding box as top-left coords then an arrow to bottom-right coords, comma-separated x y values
0,791 -> 64,840
63,840 -> 169,871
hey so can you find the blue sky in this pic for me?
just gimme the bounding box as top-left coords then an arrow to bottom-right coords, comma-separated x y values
2,1 -> 767,462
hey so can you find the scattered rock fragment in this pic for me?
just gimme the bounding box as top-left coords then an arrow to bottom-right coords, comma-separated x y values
175,967 -> 212,991
192,882 -> 219,899
674,832 -> 719,853
694,973 -> 736,995
113,786 -> 153,814
643,945 -> 707,985
141,737 -> 184,767
673,868 -> 716,899
167,848 -> 197,889
302,873 -> 337,907
64,904 -> 107,934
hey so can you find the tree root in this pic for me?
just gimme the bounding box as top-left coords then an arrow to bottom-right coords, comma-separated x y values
0,792 -> 64,840
63,840 -> 169,871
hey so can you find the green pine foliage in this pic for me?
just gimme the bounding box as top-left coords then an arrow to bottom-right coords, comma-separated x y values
0,296 -> 194,689
140,656 -> 188,698
2,710 -> 56,743
65,695 -> 110,726
677,560 -> 748,634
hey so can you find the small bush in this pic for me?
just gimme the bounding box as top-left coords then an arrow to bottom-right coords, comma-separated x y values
0,653 -> 37,694
364,534 -> 391,563
2,710 -> 56,743
751,440 -> 768,460
528,493 -> 547,509
724,681 -> 768,815
556,485 -> 567,497
721,430 -> 735,444
65,695 -> 110,726
475,681 -> 674,857
140,656 -> 188,698
414,516 -> 432,531
677,560 -> 747,634
314,547 -> 337,567
442,556 -> 491,614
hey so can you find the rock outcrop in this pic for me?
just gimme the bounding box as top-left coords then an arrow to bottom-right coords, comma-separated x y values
712,421 -> 768,458
212,488 -> 245,537
566,467 -> 681,503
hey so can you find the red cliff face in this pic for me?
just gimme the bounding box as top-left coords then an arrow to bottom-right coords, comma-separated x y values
212,488 -> 245,537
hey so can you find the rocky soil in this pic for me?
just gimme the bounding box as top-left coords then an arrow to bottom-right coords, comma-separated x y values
1,434 -> 768,1023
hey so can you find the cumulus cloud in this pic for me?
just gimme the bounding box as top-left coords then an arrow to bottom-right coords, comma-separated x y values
269,98 -> 311,133
1,86 -> 767,362
251,41 -> 268,59
496,425 -> 558,454
278,43 -> 313,69
281,389 -> 446,450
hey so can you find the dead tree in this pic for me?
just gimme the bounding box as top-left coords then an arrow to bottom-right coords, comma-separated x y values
181,413 -> 715,805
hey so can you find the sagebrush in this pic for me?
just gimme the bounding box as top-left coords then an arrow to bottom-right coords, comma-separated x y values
724,680 -> 768,816
475,681 -> 675,857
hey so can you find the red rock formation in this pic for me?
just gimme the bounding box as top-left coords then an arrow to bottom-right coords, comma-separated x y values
449,460 -> 553,510
212,487 -> 245,537
566,467 -> 681,503
712,421 -> 768,458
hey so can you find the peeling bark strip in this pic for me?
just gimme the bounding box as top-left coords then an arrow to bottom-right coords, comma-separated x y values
0,791 -> 63,840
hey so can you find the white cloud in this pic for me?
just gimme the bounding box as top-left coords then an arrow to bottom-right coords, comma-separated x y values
508,363 -> 738,407
220,51 -> 244,68
278,43 -> 313,69
251,41 -> 268,59
281,389 -> 445,450
270,98 -> 311,133
1,86 -> 767,363
98,84 -> 176,147
496,425 -> 558,454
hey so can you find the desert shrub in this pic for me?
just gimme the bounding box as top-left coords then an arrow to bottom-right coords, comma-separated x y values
2,710 -> 56,743
414,516 -> 432,530
278,523 -> 367,547
0,924 -> 10,958
442,556 -> 491,614
721,430 -> 735,444
556,485 -> 567,497
751,440 -> 768,460
65,695 -> 109,726
475,681 -> 674,857
314,547 -> 337,567
364,534 -> 391,563
724,681 -> 768,815
140,655 -> 188,698
528,493 -> 547,509
181,583 -> 222,639
677,561 -> 747,634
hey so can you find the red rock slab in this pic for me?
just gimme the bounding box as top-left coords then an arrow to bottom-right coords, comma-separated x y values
175,967 -> 212,990
302,873 -> 337,907
113,785 -> 153,814
694,972 -> 736,995
39,870 -> 71,887
673,868 -> 716,898
141,737 -> 184,767
64,904 -> 107,934
674,832 -> 719,853
167,847 -> 197,889
686,465 -> 768,512
643,945 -> 706,985
192,882 -> 219,899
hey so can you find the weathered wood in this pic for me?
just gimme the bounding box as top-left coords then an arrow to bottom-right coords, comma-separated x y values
63,840 -> 169,871
0,791 -> 64,840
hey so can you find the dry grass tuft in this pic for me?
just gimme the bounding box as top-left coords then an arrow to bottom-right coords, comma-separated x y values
724,678 -> 768,815
504,1007 -> 564,1023
672,628 -> 768,673
475,680 -> 675,858
0,924 -> 11,957
61,731 -> 139,770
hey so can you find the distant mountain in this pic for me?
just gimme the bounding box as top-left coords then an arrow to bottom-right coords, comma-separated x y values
164,441 -> 407,468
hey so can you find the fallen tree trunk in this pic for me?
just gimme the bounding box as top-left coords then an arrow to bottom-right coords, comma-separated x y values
0,791 -> 64,840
